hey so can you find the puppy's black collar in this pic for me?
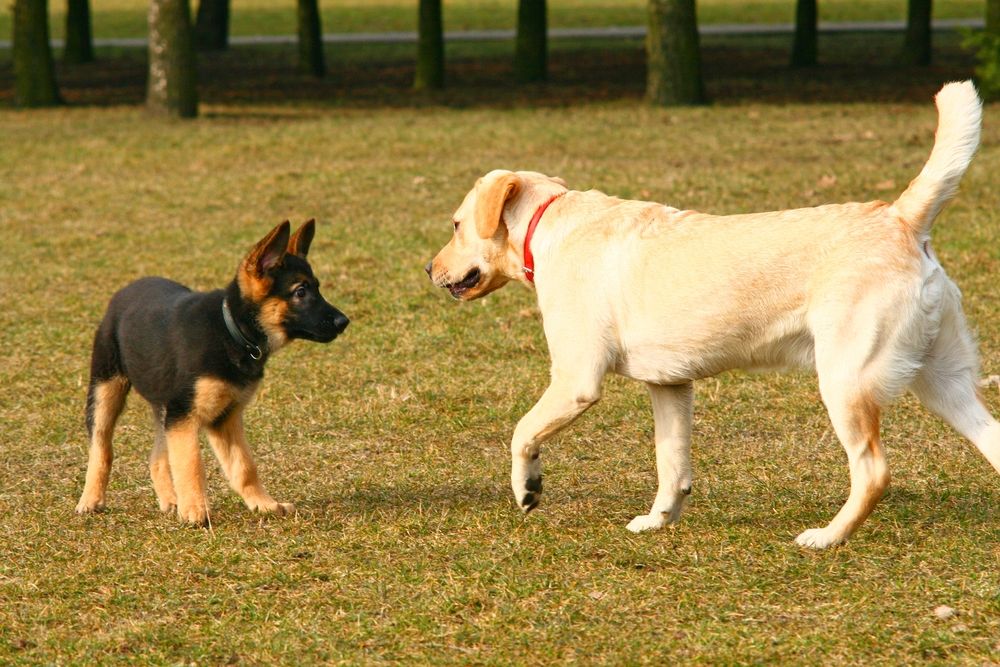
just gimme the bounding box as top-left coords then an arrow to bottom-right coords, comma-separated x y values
222,298 -> 265,361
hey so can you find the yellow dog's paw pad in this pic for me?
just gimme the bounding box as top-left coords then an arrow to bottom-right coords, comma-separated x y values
794,527 -> 846,549
626,514 -> 667,533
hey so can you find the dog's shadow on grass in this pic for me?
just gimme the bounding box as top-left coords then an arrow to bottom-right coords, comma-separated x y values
301,479 -> 1000,528
305,479 -> 507,519
880,485 -> 1000,528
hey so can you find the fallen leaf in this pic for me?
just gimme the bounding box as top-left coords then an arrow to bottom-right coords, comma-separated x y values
933,605 -> 956,620
817,174 -> 837,189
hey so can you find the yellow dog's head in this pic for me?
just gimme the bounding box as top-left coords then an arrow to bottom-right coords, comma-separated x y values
426,169 -> 567,300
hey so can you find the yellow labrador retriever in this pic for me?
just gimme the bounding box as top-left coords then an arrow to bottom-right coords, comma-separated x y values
427,81 -> 997,548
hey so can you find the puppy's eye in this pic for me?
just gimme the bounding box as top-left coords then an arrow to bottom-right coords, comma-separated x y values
453,221 -> 460,232
293,285 -> 308,299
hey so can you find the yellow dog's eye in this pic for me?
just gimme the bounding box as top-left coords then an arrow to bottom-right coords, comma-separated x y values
453,221 -> 460,232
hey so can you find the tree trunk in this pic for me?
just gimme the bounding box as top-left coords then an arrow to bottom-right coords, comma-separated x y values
13,0 -> 62,106
980,0 -> 1000,101
147,0 -> 198,118
414,0 -> 444,90
64,0 -> 94,63
901,0 -> 932,65
646,0 -> 705,106
297,0 -> 325,76
515,0 -> 547,83
195,0 -> 229,51
790,0 -> 817,67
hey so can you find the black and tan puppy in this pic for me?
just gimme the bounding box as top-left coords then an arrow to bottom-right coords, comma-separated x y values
75,220 -> 349,524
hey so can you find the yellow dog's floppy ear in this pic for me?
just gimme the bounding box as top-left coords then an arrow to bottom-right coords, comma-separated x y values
475,172 -> 522,239
288,219 -> 316,258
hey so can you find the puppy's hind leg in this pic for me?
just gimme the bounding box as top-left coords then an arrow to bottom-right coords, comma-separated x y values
76,375 -> 130,514
149,406 -> 177,513
627,382 -> 694,533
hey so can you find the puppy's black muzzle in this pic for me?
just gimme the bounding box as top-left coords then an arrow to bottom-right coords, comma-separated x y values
291,300 -> 349,343
318,307 -> 350,342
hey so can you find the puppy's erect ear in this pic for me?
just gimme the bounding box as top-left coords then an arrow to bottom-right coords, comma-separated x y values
288,219 -> 316,258
475,172 -> 522,239
246,221 -> 291,277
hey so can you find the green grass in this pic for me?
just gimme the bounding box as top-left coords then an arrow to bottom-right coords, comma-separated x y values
0,0 -> 989,45
2,33 -> 1000,665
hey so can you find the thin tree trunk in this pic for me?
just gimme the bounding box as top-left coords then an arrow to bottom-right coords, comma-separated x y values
515,0 -> 547,82
297,0 -> 325,76
64,0 -> 95,63
980,0 -> 1000,101
790,0 -> 817,67
646,0 -> 705,106
901,0 -> 932,65
195,0 -> 229,51
147,0 -> 198,118
414,0 -> 444,90
13,0 -> 62,106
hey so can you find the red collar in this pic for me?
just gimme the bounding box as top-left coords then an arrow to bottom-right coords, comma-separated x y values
522,193 -> 564,283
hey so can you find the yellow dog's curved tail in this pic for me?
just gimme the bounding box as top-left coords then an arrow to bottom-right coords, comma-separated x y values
893,81 -> 982,237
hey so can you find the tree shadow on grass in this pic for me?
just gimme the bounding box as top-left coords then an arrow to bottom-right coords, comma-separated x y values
0,31 -> 977,113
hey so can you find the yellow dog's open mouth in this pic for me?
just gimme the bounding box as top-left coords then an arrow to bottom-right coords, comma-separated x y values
447,267 -> 481,298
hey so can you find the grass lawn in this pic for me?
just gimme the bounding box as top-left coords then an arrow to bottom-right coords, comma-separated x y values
2,30 -> 1000,665
0,0 -> 989,45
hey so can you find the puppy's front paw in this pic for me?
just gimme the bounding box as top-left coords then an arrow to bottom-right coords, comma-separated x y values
157,498 -> 178,514
246,495 -> 295,516
626,513 -> 668,533
75,496 -> 105,514
177,502 -> 210,526
269,501 -> 295,516
795,527 -> 846,549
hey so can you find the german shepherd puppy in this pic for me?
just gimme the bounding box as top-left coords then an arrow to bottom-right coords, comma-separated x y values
75,220 -> 349,525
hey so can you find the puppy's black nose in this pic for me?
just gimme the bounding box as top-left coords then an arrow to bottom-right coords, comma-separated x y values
333,313 -> 350,334
424,260 -> 433,277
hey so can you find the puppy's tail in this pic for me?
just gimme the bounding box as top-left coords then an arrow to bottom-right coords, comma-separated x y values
893,80 -> 982,237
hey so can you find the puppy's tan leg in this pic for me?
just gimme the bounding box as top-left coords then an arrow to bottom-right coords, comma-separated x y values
627,382 -> 694,532
510,369 -> 603,512
206,411 -> 293,516
796,391 -> 889,549
76,376 -> 130,513
149,407 -> 177,513
165,418 -> 210,525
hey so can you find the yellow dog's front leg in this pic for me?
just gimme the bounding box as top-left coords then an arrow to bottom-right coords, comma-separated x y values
510,371 -> 602,513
